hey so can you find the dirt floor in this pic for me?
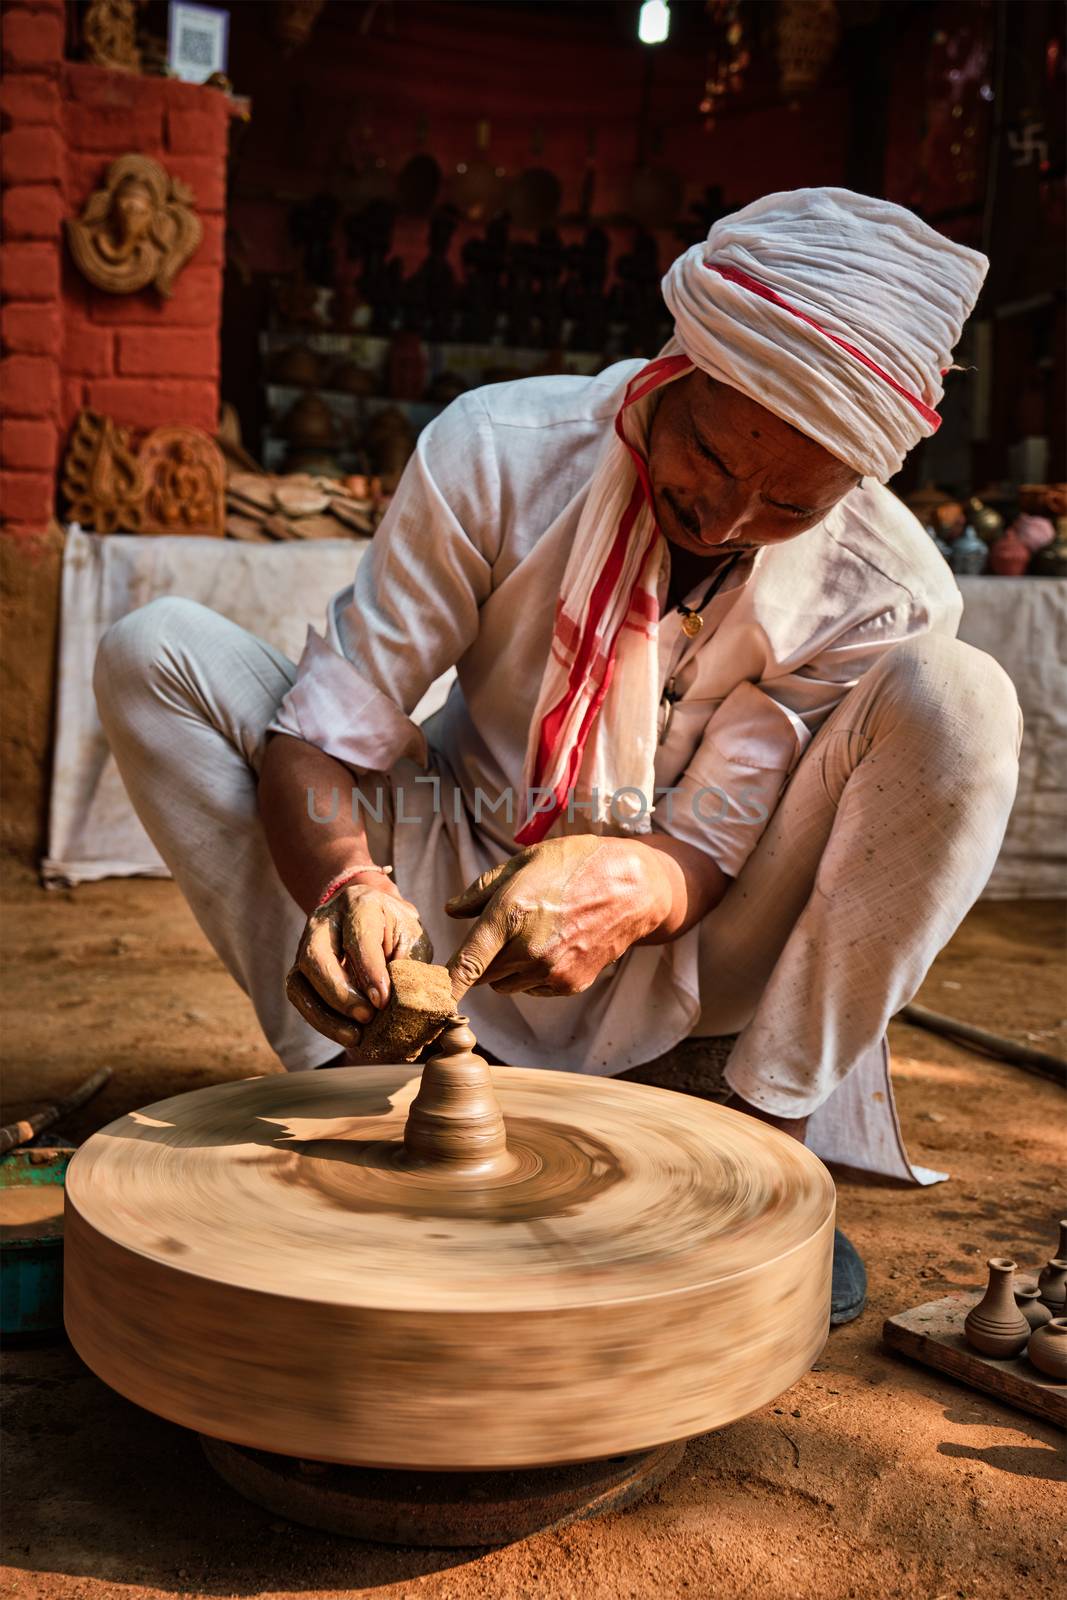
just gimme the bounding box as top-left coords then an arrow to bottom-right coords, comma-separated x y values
1,861 -> 1064,1600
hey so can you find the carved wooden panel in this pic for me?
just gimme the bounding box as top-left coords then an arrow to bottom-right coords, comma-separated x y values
62,411 -> 225,537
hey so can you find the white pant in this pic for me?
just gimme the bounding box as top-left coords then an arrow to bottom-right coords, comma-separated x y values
94,598 -> 1021,1169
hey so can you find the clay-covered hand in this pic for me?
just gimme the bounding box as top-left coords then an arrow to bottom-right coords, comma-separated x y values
444,835 -> 674,1000
285,873 -> 433,1048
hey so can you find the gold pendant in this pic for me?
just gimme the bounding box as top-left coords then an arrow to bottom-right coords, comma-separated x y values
681,611 -> 703,638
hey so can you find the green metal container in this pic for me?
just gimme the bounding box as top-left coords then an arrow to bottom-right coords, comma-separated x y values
0,1147 -> 73,1337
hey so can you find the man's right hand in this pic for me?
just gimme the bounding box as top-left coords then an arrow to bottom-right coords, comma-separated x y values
285,871 -> 433,1049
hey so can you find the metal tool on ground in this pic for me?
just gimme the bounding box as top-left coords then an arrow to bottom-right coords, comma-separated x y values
64,1019 -> 835,1545
0,1067 -> 112,1156
899,1004 -> 1066,1085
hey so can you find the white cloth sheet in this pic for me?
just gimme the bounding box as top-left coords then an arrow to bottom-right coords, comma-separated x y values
956,575 -> 1067,898
43,526 -> 454,885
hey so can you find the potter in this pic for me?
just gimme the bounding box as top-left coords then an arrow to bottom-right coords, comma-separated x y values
95,188 -> 1022,1327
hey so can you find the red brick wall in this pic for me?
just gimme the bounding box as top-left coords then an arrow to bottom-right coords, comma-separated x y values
0,0 -> 233,858
1,0 -> 231,542
0,0 -> 66,541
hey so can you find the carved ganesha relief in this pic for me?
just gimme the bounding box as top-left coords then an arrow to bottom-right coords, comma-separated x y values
66,153 -> 203,297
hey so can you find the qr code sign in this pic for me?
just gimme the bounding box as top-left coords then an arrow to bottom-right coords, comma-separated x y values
180,25 -> 215,67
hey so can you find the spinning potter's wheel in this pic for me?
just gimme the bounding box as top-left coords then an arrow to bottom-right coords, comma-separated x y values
64,1021 -> 834,1536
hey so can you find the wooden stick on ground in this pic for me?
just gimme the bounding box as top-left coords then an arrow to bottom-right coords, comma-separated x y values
899,1005 -> 1066,1087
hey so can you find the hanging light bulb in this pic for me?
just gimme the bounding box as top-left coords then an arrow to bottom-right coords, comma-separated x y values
638,0 -> 670,45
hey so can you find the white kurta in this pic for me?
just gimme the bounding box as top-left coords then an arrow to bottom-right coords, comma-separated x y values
266,361 -> 965,1077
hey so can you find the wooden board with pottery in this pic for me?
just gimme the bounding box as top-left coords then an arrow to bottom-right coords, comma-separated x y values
64,1022 -> 835,1471
883,1294 -> 1067,1426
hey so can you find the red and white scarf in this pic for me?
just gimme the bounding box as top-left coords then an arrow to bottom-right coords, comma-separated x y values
516,351 -> 692,844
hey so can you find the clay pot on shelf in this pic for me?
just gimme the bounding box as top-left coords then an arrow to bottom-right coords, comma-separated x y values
987,527 -> 1031,576
963,1258 -> 1030,1358
1014,1282 -> 1053,1332
966,496 -> 1004,546
282,393 -> 336,449
1026,1319 -> 1067,1382
1012,514 -> 1056,554
1037,1257 -> 1067,1313
271,345 -> 321,388
1031,518 -> 1067,578
933,499 -> 966,542
948,524 -> 988,576
1018,482 -> 1067,516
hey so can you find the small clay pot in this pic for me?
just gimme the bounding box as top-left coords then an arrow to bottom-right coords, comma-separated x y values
988,528 -> 1030,576
948,524 -> 989,576
966,496 -> 1004,545
1037,1257 -> 1067,1313
282,393 -> 336,448
964,1258 -> 1030,1358
1032,518 -> 1067,578
1012,513 -> 1055,553
272,345 -> 321,388
933,499 -> 966,540
1014,1283 -> 1053,1332
1026,1318 -> 1067,1382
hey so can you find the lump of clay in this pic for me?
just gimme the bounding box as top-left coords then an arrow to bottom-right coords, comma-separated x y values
349,959 -> 455,1064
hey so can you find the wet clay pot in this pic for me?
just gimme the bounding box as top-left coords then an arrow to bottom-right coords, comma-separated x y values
1014,1282 -> 1053,1332
964,1258 -> 1030,1358
1037,1257 -> 1067,1313
1026,1319 -> 1067,1383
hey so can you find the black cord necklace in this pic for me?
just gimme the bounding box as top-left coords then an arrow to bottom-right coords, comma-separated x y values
660,552 -> 743,745
675,552 -> 742,638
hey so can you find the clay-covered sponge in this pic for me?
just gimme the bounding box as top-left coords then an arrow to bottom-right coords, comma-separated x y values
347,959 -> 456,1064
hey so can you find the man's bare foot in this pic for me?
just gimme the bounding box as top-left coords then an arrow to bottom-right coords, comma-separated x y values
722,1090 -> 809,1143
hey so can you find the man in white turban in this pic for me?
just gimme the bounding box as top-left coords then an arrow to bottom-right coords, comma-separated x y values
95,189 -> 1021,1324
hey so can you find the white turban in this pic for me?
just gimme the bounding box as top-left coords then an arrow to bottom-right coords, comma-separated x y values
661,187 -> 988,483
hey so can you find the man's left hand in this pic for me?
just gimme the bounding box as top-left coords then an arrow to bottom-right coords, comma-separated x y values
444,835 -> 675,1000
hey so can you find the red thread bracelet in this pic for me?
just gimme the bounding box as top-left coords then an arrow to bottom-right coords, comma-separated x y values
315,865 -> 393,909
